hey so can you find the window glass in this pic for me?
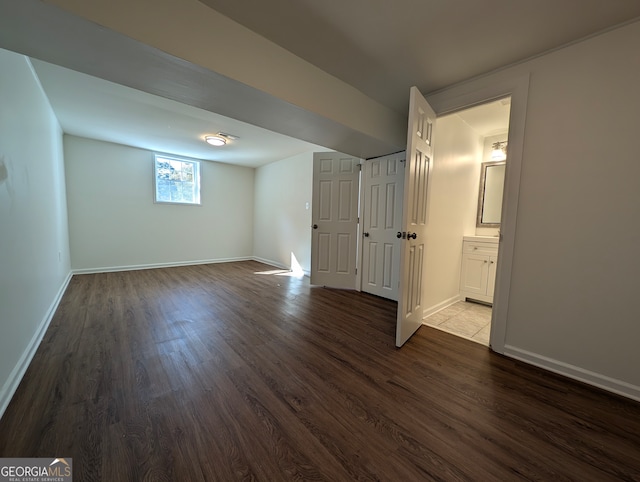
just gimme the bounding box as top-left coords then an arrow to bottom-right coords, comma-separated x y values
154,155 -> 201,205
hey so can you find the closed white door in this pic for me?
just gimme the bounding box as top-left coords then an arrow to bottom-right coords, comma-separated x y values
361,152 -> 405,301
396,87 -> 436,347
310,152 -> 361,289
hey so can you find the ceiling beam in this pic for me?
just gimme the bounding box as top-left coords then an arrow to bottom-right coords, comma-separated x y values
0,0 -> 406,159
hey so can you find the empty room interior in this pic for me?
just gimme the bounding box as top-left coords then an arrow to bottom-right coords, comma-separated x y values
1,0 -> 640,479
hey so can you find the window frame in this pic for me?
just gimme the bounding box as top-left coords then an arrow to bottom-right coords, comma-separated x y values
153,154 -> 202,206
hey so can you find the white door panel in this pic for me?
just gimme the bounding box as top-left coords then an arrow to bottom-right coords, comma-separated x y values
311,153 -> 360,289
361,152 -> 405,301
397,87 -> 435,347
461,254 -> 489,295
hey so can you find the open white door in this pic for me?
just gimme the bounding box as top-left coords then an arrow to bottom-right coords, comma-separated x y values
361,152 -> 405,301
310,152 -> 361,289
396,87 -> 436,347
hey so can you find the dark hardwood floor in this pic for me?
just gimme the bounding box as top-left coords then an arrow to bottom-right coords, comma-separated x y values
1,260 -> 639,480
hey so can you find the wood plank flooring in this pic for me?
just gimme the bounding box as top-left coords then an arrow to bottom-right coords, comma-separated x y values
1,260 -> 639,480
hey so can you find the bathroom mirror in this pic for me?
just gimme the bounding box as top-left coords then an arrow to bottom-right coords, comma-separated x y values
476,161 -> 505,227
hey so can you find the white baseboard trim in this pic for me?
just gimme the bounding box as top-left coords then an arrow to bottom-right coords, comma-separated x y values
72,256 -> 254,275
503,345 -> 640,403
252,257 -> 310,277
0,271 -> 73,420
252,256 -> 289,270
422,294 -> 464,320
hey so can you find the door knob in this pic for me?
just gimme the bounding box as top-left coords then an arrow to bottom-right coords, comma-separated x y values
397,232 -> 402,238
312,224 -> 318,229
363,232 -> 370,237
407,232 -> 417,240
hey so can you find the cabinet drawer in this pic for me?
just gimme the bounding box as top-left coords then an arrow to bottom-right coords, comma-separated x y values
463,242 -> 498,256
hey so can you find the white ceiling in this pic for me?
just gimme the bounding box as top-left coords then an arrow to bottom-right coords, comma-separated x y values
6,1 -> 638,165
31,58 -> 509,165
199,0 -> 640,113
31,59 -> 326,168
454,98 -> 511,137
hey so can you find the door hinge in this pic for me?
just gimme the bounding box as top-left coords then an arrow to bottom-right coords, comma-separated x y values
355,268 -> 357,275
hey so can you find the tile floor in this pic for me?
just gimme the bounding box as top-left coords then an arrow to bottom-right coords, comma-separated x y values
423,300 -> 492,345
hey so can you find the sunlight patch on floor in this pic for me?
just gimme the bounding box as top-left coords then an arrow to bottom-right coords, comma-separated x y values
254,252 -> 306,279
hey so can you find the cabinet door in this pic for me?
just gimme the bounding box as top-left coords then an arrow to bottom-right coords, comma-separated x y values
487,255 -> 498,298
460,253 -> 489,296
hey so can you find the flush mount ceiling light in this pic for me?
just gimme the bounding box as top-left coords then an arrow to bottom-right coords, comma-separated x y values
204,132 -> 240,147
205,135 -> 226,146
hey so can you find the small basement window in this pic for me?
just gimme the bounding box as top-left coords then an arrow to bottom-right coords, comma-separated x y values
154,155 -> 201,205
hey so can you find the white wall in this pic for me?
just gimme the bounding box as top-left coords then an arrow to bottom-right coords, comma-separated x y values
506,21 -> 640,391
423,114 -> 483,314
0,49 -> 71,416
253,152 -> 313,274
432,20 -> 640,397
64,136 -> 254,271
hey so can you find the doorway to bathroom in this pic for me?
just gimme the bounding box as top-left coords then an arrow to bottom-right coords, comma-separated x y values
421,97 -> 511,346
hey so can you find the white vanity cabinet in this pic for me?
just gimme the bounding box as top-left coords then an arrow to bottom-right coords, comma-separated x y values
460,236 -> 499,304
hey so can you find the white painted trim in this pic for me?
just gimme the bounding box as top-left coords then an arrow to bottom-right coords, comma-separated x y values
355,160 -> 364,293
426,73 -> 531,355
422,295 -> 464,319
0,271 -> 73,420
504,345 -> 640,403
252,256 -> 311,277
73,257 -> 313,277
71,257 -> 254,274
252,256 -> 289,270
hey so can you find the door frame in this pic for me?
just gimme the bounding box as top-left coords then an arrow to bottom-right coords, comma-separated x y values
426,73 -> 530,354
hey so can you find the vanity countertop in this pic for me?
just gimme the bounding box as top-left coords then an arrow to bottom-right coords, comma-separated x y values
463,235 -> 499,243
